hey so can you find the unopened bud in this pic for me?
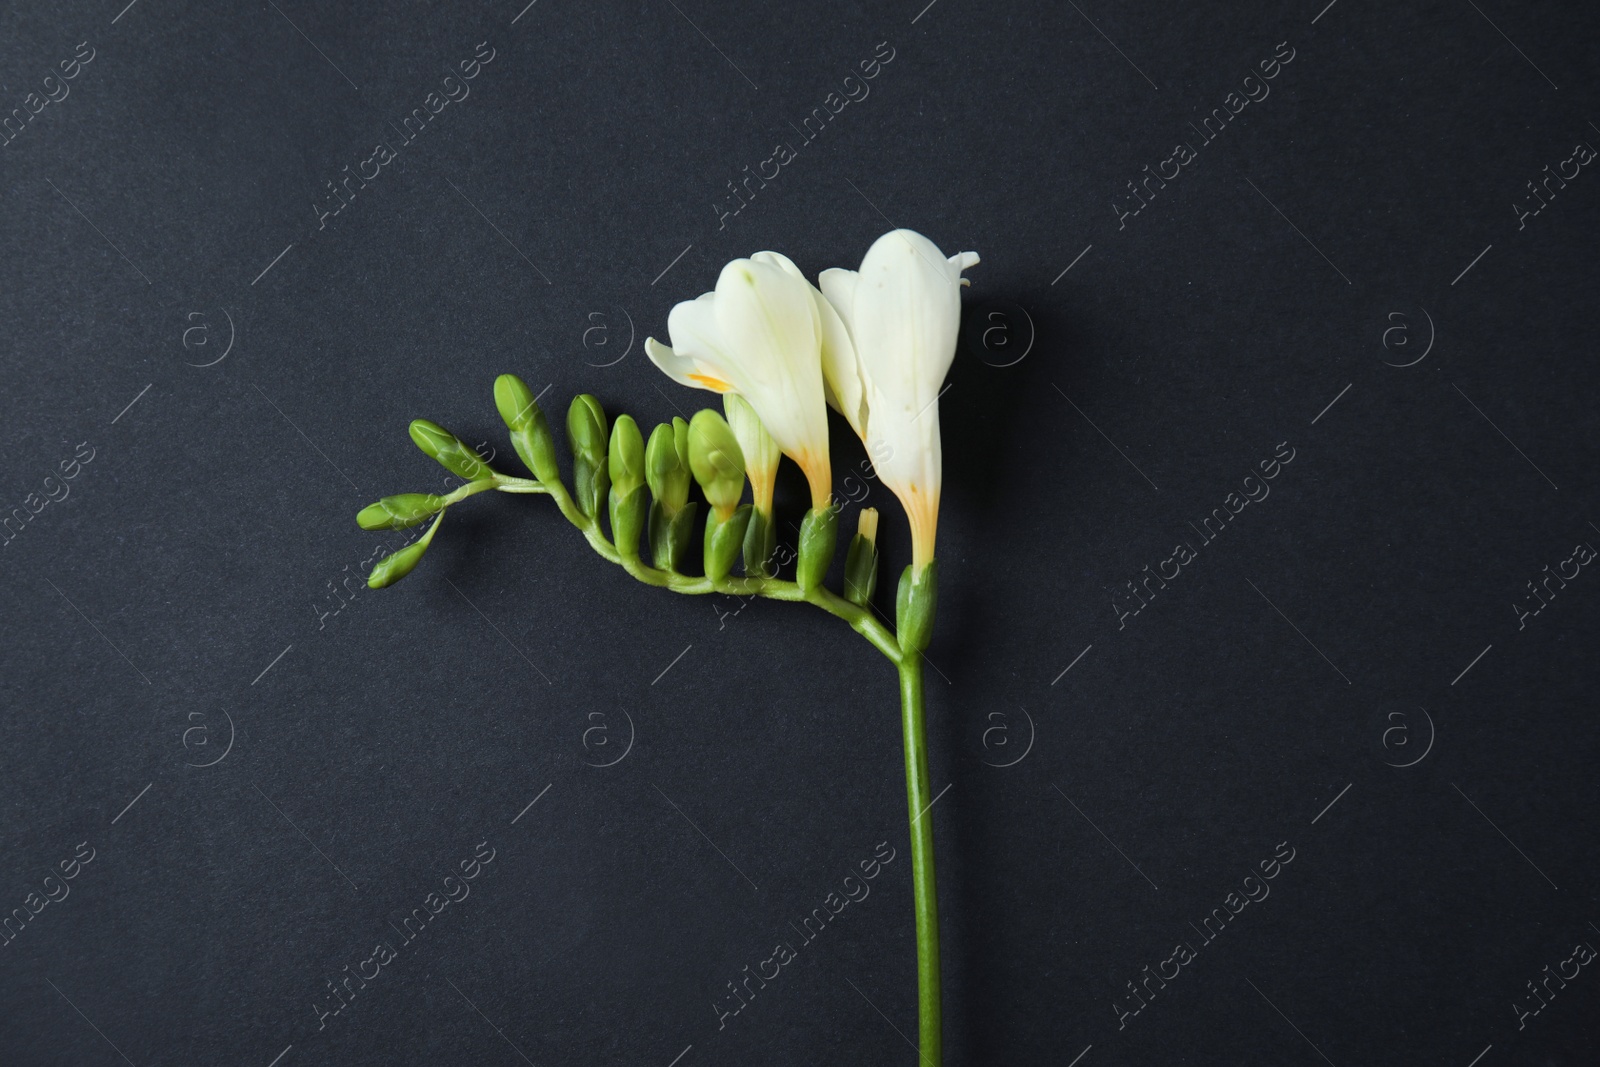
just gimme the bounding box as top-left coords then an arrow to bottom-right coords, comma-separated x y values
566,394 -> 610,519
493,374 -> 560,484
646,420 -> 690,514
410,420 -> 493,481
367,513 -> 444,589
356,493 -> 445,531
687,409 -> 745,520
608,414 -> 645,497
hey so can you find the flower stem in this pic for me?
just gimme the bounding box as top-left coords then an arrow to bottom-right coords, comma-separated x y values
898,653 -> 941,1067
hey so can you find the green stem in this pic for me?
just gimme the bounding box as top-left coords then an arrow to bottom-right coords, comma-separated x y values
899,654 -> 941,1067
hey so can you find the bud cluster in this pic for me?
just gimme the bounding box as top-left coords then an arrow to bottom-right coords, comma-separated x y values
352,373 -> 926,657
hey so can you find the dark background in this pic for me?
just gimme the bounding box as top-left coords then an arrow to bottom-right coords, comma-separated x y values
2,1 -> 1597,1064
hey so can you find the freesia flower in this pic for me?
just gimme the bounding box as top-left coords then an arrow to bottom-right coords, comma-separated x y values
645,252 -> 833,508
818,229 -> 979,571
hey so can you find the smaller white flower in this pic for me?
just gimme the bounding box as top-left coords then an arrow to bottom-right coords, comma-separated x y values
645,252 -> 833,508
819,229 -> 979,571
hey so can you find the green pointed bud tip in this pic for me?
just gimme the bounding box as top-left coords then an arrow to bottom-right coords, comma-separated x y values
647,422 -> 690,512
409,419 -> 489,480
494,374 -> 539,431
672,416 -> 690,461
608,414 -> 646,494
647,422 -> 677,472
409,419 -> 452,455
356,493 -> 445,530
567,394 -> 608,452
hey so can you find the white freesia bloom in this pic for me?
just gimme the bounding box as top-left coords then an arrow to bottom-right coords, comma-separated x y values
645,252 -> 833,508
818,229 -> 979,571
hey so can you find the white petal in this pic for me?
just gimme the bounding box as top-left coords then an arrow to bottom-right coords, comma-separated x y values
709,257 -> 827,462
664,293 -> 739,392
712,257 -> 819,387
751,250 -> 806,282
814,274 -> 867,437
819,267 -> 858,329
646,336 -> 711,391
850,230 -> 966,415
723,392 -> 780,488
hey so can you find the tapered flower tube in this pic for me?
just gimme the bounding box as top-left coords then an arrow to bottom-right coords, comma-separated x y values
645,252 -> 833,508
723,394 -> 779,515
724,393 -> 780,577
818,229 -> 979,572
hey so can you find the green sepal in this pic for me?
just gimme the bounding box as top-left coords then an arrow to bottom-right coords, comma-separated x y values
648,499 -> 699,572
356,493 -> 445,531
796,506 -> 838,594
704,504 -> 753,584
410,420 -> 492,481
648,500 -> 671,570
367,512 -> 445,589
669,501 -> 699,572
493,374 -> 560,484
895,560 -> 939,654
609,484 -> 649,561
566,394 -> 610,519
842,533 -> 879,607
743,508 -> 777,578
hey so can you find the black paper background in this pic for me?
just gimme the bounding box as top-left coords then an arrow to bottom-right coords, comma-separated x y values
3,1 -> 1598,1065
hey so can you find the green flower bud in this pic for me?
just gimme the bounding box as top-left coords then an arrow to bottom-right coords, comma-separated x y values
356,493 -> 446,531
796,505 -> 838,594
742,506 -> 777,578
493,374 -> 560,484
646,421 -> 691,515
608,414 -> 646,497
410,420 -> 493,481
367,512 -> 444,589
842,507 -> 880,606
895,560 -> 939,654
566,394 -> 610,519
609,484 -> 649,561
687,409 -> 745,520
704,503 -> 753,584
